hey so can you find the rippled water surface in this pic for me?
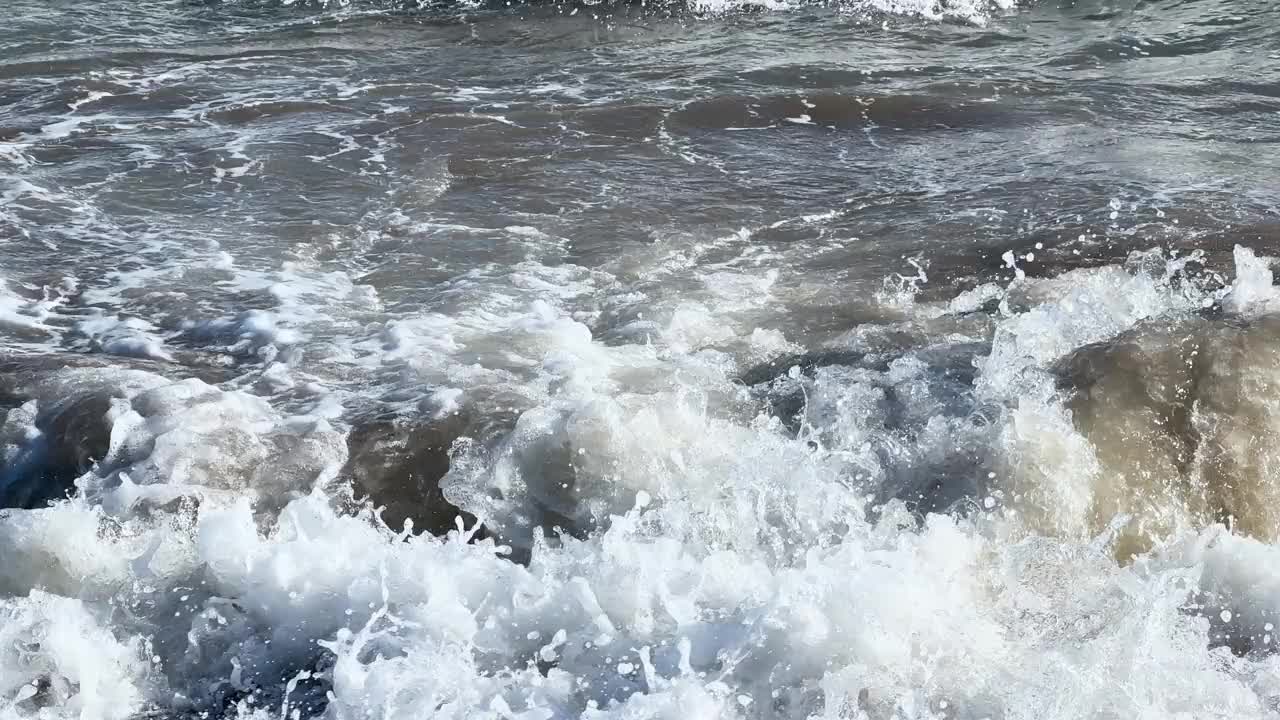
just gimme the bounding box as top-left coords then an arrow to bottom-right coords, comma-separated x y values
3,0 -> 1280,718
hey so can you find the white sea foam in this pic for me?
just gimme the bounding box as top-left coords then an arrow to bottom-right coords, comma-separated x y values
76,314 -> 174,362
0,275 -> 73,339
685,0 -> 1016,22
2,245 -> 1279,719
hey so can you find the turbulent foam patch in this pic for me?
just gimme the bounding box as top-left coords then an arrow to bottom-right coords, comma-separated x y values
0,592 -> 153,720
0,276 -> 74,345
0,362 -> 346,519
6,245 -> 1280,719
864,0 -> 1016,23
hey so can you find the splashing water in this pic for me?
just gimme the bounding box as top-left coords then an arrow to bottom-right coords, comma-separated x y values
5,0 -> 1280,718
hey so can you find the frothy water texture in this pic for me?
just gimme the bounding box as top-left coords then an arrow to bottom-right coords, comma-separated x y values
4,0 -> 1280,718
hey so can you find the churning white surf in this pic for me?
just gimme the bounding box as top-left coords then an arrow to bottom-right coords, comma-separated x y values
4,246 -> 1280,719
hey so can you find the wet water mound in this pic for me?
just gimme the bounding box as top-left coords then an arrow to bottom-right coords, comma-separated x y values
741,340 -> 995,516
0,354 -> 344,518
1052,314 -> 1280,558
342,411 -> 501,537
0,354 -> 227,509
0,351 -> 507,546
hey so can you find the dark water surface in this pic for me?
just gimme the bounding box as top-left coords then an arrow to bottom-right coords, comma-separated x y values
4,1 -> 1280,718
